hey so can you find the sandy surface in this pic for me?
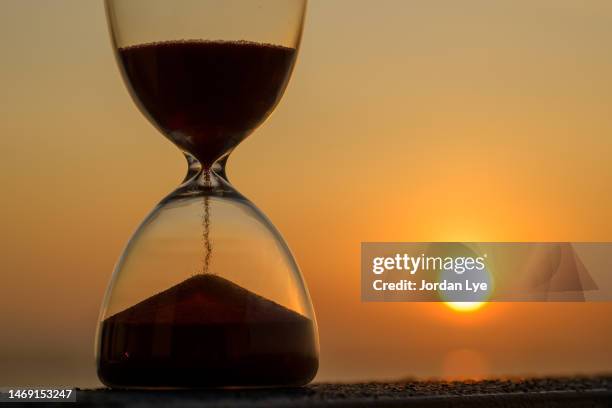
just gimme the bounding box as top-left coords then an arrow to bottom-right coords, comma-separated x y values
71,377 -> 610,407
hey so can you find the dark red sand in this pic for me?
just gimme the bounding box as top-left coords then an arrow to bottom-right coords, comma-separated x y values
119,40 -> 296,167
98,274 -> 318,388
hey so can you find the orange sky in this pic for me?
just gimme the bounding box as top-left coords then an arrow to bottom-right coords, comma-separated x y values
1,0 -> 612,387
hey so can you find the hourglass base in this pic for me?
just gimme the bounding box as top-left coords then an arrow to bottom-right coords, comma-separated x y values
98,323 -> 317,388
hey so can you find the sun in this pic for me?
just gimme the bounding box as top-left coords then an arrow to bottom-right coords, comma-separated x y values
444,301 -> 486,312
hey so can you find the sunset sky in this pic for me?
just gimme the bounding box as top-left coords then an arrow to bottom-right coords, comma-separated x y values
1,0 -> 612,387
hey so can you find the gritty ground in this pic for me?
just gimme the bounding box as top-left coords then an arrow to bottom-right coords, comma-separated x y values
61,377 -> 611,407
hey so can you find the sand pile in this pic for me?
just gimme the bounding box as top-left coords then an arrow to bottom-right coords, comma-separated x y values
98,274 -> 317,388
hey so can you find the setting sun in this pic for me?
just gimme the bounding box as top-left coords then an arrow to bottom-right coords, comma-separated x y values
445,302 -> 486,313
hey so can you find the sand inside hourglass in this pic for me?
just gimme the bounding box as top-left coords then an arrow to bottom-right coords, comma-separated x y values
98,274 -> 318,387
118,40 -> 297,167
98,41 -> 317,387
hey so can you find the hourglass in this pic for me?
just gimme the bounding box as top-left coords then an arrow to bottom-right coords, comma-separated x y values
97,0 -> 318,388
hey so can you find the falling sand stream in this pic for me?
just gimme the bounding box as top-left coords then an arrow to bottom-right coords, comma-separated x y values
201,169 -> 213,275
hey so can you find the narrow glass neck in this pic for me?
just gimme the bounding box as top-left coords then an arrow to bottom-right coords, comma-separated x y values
176,153 -> 236,198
